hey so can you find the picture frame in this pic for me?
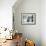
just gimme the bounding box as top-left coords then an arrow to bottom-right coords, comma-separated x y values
21,13 -> 36,25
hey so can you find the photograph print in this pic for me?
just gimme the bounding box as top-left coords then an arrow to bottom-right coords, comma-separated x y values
21,13 -> 36,25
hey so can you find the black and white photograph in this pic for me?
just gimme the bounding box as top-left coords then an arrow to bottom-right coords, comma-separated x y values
21,13 -> 36,25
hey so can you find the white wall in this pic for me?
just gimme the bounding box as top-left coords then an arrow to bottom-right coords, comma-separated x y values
41,0 -> 46,46
13,0 -> 46,46
13,0 -> 41,46
0,0 -> 16,30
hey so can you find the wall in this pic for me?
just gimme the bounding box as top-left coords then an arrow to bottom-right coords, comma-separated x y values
13,0 -> 41,46
0,0 -> 16,30
41,0 -> 46,46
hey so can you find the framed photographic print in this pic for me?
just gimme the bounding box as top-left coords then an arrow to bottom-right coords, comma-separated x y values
21,13 -> 36,25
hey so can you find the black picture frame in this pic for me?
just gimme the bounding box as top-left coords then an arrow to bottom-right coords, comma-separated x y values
21,13 -> 36,25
